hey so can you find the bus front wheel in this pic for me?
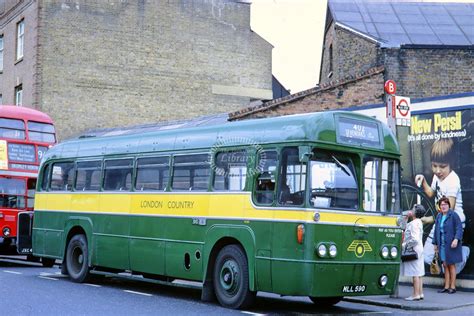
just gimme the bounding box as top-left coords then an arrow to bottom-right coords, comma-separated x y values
213,245 -> 255,309
309,296 -> 342,306
66,234 -> 90,283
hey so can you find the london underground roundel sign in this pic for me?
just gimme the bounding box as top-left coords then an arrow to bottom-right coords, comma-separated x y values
384,80 -> 396,95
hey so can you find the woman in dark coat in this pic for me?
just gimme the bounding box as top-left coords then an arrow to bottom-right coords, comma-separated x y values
432,196 -> 463,294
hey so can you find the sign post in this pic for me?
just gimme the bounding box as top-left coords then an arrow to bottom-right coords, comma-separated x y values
385,80 -> 397,135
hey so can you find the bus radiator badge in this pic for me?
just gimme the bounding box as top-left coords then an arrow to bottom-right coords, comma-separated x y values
347,240 -> 373,258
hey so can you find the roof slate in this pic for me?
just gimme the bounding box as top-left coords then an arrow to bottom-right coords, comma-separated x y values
328,0 -> 474,47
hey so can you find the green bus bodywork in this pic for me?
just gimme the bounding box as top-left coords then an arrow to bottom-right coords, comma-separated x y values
33,111 -> 403,309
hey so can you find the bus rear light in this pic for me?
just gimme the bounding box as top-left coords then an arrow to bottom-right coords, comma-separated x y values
297,224 -> 305,244
329,244 -> 337,257
381,246 -> 389,258
2,227 -> 11,237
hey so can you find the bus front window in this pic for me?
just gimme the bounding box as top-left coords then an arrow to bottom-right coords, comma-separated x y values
0,178 -> 26,209
309,151 -> 358,210
363,158 -> 400,214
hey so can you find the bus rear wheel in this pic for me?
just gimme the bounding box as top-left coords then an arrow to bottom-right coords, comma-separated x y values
309,296 -> 342,306
213,245 -> 255,309
66,234 -> 90,283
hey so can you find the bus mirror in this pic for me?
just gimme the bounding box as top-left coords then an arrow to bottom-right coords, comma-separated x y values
299,146 -> 313,162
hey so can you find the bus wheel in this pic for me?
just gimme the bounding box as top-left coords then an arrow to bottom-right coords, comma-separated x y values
66,234 -> 90,283
309,296 -> 342,306
41,258 -> 56,268
213,245 -> 255,309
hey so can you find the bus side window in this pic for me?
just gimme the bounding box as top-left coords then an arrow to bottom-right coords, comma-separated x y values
104,159 -> 133,191
213,150 -> 247,191
254,150 -> 278,205
278,147 -> 306,206
40,163 -> 51,191
50,162 -> 75,191
172,154 -> 210,191
135,157 -> 170,191
76,161 -> 102,191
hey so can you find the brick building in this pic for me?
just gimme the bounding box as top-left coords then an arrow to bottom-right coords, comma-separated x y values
230,0 -> 472,121
0,0 -> 272,140
319,0 -> 473,98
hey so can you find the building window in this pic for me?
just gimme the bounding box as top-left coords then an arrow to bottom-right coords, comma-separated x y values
328,44 -> 333,78
0,94 -> 2,105
15,84 -> 23,106
0,34 -> 4,72
16,19 -> 25,60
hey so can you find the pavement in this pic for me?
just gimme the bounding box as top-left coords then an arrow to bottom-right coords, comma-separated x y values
343,283 -> 474,311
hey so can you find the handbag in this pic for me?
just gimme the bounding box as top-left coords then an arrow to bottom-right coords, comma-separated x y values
401,246 -> 418,262
430,252 -> 441,275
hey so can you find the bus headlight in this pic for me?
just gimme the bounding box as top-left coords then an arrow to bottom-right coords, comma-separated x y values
390,246 -> 398,258
381,246 -> 389,258
379,275 -> 388,288
2,227 -> 11,237
329,244 -> 337,257
317,244 -> 327,257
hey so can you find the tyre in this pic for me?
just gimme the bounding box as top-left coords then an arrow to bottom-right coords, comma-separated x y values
66,234 -> 90,283
309,296 -> 342,306
41,257 -> 56,268
213,245 -> 255,309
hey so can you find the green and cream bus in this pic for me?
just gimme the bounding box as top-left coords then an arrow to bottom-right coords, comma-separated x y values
32,111 -> 403,309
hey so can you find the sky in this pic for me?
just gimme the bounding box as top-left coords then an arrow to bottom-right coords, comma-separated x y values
250,0 -> 473,94
251,0 -> 328,94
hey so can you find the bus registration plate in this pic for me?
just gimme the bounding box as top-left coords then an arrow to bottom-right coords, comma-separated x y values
342,285 -> 366,293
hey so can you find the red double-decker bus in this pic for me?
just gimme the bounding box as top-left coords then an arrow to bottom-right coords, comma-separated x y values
0,105 -> 56,265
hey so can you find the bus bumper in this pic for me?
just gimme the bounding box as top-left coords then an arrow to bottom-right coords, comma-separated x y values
309,262 -> 400,297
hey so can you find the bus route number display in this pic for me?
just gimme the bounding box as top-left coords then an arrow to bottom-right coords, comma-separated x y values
337,116 -> 381,148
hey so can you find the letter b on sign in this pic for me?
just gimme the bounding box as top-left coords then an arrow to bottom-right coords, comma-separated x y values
384,80 -> 396,95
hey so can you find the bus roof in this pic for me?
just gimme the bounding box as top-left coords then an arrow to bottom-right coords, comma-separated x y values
0,105 -> 54,124
44,111 -> 400,161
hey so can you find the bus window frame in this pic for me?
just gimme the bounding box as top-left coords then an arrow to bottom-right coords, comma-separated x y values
103,158 -> 134,192
362,155 -> 401,214
252,148 -> 279,206
49,160 -> 75,192
134,155 -> 170,192
308,149 -> 359,211
211,148 -> 250,192
277,147 -> 307,207
170,152 -> 211,192
74,160 -> 103,192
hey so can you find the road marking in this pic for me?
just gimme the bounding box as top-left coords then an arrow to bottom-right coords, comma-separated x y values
241,312 -> 266,316
38,276 -> 58,281
3,270 -> 22,275
40,272 -> 54,276
84,283 -> 101,287
124,290 -> 152,297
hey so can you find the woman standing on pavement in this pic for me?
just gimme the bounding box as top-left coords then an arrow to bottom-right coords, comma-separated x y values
400,204 -> 425,301
432,196 -> 463,294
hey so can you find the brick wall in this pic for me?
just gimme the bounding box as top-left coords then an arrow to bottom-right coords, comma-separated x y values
383,47 -> 474,98
320,22 -> 381,85
320,22 -> 473,100
0,0 -> 39,107
35,0 -> 272,140
230,66 -> 385,120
